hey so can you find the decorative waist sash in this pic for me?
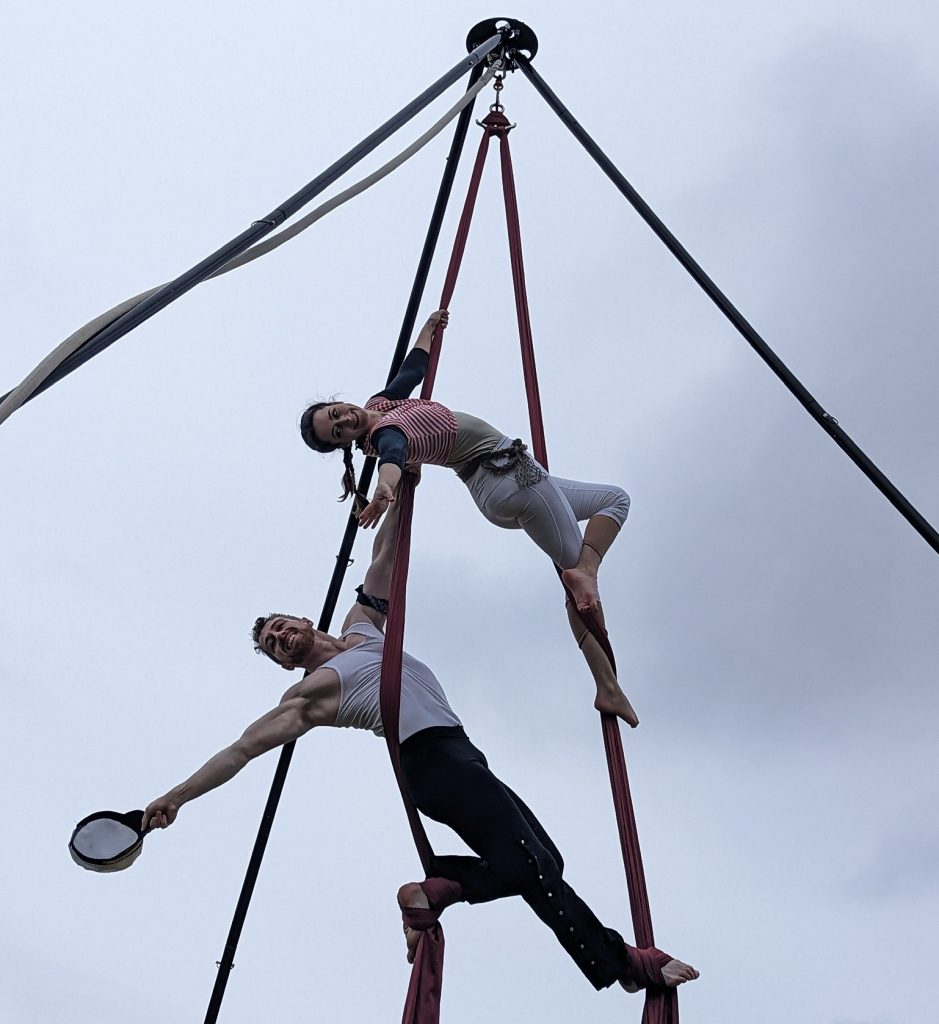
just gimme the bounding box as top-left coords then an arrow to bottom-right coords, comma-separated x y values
455,437 -> 546,488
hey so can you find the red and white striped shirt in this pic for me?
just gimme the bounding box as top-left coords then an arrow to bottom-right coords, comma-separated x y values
361,396 -> 458,470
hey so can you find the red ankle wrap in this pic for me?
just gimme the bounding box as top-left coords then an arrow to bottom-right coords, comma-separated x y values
399,877 -> 462,931
622,944 -> 672,989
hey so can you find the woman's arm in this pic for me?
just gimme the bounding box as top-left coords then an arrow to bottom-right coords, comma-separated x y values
374,309 -> 449,400
355,424 -> 406,529
413,308 -> 448,354
357,461 -> 401,529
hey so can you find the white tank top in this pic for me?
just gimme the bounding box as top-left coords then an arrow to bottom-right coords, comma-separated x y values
324,622 -> 462,741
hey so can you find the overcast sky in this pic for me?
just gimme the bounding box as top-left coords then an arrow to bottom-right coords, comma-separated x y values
3,4 -> 938,1024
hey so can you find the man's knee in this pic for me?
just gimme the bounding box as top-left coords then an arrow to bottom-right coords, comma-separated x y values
466,833 -> 562,899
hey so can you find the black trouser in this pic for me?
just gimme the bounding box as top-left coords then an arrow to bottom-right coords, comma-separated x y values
400,726 -> 628,990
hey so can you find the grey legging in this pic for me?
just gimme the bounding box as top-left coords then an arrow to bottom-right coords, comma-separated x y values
463,437 -> 630,569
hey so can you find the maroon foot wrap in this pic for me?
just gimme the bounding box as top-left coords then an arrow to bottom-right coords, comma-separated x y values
622,943 -> 673,989
399,877 -> 462,931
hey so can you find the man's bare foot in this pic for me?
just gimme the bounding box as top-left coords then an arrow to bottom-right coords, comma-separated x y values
595,685 -> 639,728
661,958 -> 699,987
397,882 -> 429,964
620,958 -> 700,992
561,565 -> 599,613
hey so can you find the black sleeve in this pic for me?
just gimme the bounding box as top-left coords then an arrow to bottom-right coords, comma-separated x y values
375,348 -> 429,400
373,425 -> 408,469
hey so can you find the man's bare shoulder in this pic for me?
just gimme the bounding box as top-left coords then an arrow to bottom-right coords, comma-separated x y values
279,666 -> 334,698
279,666 -> 342,728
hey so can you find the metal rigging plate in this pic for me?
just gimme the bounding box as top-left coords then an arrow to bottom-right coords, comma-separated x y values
466,18 -> 539,63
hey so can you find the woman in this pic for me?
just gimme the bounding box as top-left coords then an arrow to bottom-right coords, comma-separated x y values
299,309 -> 638,726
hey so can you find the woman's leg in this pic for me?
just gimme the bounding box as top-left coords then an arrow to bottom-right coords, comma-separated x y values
468,469 -> 629,605
466,471 -> 607,568
548,476 -> 629,614
508,476 -> 636,724
565,598 -> 638,726
465,470 -> 637,724
507,478 -> 635,723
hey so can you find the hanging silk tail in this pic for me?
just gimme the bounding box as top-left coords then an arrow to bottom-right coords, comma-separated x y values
379,472 -> 444,1024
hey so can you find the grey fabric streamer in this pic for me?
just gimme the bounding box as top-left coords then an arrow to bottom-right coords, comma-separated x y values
0,63 -> 500,427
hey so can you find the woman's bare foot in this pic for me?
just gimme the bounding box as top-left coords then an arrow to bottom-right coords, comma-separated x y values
397,882 -> 429,964
595,684 -> 639,728
561,565 -> 600,613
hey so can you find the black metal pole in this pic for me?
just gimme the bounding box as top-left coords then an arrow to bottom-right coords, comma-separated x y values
2,33 -> 503,412
517,55 -> 939,556
201,66 -> 485,1024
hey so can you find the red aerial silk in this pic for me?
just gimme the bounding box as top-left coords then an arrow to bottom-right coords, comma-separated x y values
378,109 -> 507,1024
379,108 -> 677,1024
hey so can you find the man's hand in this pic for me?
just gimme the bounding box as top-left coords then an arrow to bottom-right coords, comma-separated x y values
425,308 -> 449,331
142,794 -> 180,832
358,480 -> 395,529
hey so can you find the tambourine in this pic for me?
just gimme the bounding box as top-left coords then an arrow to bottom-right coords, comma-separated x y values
69,809 -> 147,873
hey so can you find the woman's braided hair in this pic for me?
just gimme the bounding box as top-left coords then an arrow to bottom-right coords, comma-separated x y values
341,445 -> 370,513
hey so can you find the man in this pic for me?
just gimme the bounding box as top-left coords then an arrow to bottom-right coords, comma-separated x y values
142,502 -> 698,995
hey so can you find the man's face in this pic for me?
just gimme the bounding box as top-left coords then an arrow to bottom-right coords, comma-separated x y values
258,616 -> 317,669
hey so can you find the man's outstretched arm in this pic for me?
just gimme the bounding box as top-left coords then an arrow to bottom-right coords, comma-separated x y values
141,688 -> 321,830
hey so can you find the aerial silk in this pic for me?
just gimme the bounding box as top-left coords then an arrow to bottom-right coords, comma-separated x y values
379,108 -> 678,1024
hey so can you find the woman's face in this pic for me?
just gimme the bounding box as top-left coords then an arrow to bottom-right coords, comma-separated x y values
311,402 -> 369,446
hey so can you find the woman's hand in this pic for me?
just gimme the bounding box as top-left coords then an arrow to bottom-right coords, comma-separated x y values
425,308 -> 449,331
358,480 -> 396,529
415,309 -> 449,354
